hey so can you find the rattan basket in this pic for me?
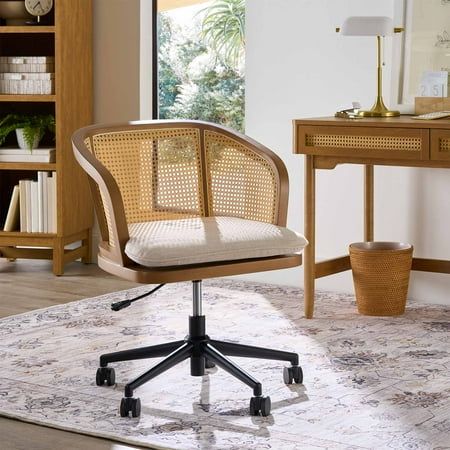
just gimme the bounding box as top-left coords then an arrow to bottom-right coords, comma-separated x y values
349,242 -> 413,316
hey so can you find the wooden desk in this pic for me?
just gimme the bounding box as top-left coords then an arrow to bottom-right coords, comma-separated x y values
293,116 -> 450,318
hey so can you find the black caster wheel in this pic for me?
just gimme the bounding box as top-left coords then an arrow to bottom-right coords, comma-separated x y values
283,365 -> 303,385
205,359 -> 215,369
120,397 -> 141,418
96,367 -> 116,386
249,396 -> 271,417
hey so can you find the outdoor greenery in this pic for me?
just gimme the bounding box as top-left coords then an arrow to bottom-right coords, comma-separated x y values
201,0 -> 245,66
158,0 -> 245,131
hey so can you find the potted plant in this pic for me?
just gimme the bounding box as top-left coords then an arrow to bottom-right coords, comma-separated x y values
0,114 -> 55,150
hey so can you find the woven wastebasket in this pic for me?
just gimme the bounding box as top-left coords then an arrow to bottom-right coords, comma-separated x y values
349,242 -> 413,316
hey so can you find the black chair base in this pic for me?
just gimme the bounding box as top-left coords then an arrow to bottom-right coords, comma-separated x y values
96,315 -> 303,417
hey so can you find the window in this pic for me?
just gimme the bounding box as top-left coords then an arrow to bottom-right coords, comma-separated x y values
154,0 -> 245,131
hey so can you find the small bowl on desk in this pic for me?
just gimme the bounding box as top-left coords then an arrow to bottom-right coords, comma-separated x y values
0,1 -> 33,25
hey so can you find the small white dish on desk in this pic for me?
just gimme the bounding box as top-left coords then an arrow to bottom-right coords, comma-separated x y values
335,102 -> 363,119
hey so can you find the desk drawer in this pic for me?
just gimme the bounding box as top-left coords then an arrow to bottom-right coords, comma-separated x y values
431,130 -> 450,161
296,126 -> 429,160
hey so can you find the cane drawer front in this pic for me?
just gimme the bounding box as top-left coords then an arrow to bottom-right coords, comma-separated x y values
431,130 -> 450,161
296,125 -> 429,161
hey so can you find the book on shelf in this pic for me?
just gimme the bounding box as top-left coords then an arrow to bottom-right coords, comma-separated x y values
25,179 -> 32,232
30,180 -> 39,232
38,172 -> 49,232
47,173 -> 57,233
19,180 -> 27,233
0,148 -> 55,155
3,185 -> 20,232
0,147 -> 55,163
5,172 -> 57,233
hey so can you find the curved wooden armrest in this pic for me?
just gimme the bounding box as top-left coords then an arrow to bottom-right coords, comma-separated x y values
72,129 -> 130,264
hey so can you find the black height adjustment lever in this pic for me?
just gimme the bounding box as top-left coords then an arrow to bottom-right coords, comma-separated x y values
111,284 -> 166,311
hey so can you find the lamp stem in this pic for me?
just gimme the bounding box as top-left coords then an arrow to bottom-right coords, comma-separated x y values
358,34 -> 399,117
377,35 -> 382,103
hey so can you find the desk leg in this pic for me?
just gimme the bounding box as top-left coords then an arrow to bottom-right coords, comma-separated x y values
364,165 -> 374,242
304,155 -> 316,319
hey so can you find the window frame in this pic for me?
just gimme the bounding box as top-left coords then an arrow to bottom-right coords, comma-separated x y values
151,0 -> 158,119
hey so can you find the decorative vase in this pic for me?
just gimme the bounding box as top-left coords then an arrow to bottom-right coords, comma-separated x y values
16,128 -> 41,150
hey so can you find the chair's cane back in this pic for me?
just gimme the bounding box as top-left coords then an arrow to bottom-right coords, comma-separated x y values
72,120 -> 300,283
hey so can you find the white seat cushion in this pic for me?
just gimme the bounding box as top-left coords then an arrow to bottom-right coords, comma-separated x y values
125,216 -> 308,267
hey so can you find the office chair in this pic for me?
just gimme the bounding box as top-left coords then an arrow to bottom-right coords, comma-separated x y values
72,120 -> 307,417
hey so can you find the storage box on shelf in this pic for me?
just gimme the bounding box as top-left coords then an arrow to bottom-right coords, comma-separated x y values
0,56 -> 55,95
0,0 -> 93,275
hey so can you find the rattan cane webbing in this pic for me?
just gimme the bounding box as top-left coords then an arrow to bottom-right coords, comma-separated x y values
306,134 -> 422,152
349,246 -> 413,316
90,129 -> 205,229
84,137 -> 92,152
204,131 -> 278,224
440,137 -> 450,153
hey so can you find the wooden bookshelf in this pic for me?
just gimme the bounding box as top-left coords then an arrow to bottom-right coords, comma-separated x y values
0,26 -> 55,34
0,94 -> 56,102
0,0 -> 93,275
0,162 -> 57,171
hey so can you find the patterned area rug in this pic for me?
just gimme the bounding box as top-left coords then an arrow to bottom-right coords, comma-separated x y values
0,280 -> 449,450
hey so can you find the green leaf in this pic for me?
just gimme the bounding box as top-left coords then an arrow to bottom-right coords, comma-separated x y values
200,0 -> 245,67
0,114 -> 55,151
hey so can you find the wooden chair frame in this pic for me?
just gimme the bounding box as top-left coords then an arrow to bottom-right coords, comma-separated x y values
72,120 -> 302,283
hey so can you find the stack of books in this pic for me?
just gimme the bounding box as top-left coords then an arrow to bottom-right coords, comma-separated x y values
0,147 -> 55,163
0,56 -> 55,95
3,172 -> 57,233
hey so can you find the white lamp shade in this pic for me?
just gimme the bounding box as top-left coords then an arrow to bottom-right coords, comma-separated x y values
340,16 -> 394,36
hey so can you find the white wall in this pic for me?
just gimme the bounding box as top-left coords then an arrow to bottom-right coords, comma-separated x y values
93,0 -> 153,124
93,0 -> 141,123
243,0 -> 450,305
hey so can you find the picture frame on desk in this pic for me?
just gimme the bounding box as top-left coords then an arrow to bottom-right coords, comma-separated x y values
391,0 -> 450,113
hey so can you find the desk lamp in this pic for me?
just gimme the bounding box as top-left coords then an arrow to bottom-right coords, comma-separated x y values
336,16 -> 403,117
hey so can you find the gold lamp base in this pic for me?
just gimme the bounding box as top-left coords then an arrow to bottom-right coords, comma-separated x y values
358,91 -> 400,118
358,109 -> 400,118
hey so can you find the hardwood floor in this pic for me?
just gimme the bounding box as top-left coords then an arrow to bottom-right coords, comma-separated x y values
0,259 -> 139,318
0,259 -> 146,450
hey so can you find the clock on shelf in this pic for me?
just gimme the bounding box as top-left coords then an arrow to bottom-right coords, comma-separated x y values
24,0 -> 53,25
